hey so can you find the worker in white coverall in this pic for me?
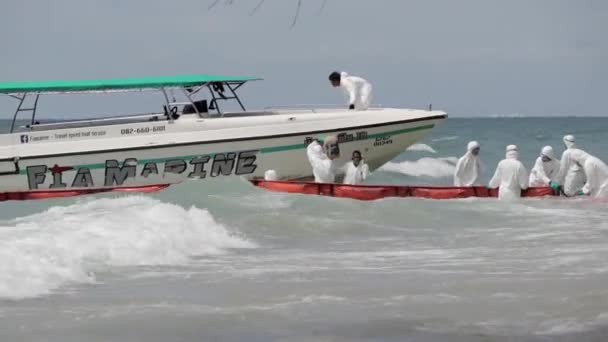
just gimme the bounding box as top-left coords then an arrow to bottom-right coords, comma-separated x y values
555,135 -> 587,196
329,71 -> 373,111
306,136 -> 340,183
489,145 -> 529,200
342,150 -> 370,185
554,136 -> 608,198
528,146 -> 560,187
453,141 -> 482,186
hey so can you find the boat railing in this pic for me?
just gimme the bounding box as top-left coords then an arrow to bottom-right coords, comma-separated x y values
264,104 -> 384,113
16,109 -> 277,132
21,112 -> 165,131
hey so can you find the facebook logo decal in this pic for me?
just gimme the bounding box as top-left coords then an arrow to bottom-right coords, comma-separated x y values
20,135 -> 29,143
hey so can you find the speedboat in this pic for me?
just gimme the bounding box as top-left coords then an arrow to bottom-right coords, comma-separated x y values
0,74 -> 446,200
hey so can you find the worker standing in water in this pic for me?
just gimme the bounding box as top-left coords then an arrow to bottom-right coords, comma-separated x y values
342,150 -> 370,185
328,71 -> 373,110
529,146 -> 560,187
306,135 -> 340,183
489,145 -> 529,200
453,141 -> 482,186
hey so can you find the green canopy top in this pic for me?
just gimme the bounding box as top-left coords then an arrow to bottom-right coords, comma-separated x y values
0,74 -> 260,94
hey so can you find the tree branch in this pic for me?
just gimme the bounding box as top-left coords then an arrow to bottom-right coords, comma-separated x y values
212,0 -> 322,28
250,0 -> 266,16
318,0 -> 328,15
208,0 -> 221,10
290,0 -> 302,29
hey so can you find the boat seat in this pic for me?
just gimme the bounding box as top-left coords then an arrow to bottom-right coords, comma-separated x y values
182,99 -> 208,116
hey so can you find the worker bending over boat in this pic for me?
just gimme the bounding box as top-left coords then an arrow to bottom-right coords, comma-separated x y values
329,71 -> 373,110
307,135 -> 340,183
453,141 -> 482,186
554,135 -> 608,198
529,146 -> 560,187
555,135 -> 587,196
489,145 -> 528,200
342,150 -> 370,185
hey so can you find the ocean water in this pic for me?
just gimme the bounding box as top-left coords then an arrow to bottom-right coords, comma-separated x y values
1,117 -> 608,341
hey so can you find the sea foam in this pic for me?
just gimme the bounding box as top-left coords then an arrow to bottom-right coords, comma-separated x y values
0,196 -> 254,299
380,157 -> 458,178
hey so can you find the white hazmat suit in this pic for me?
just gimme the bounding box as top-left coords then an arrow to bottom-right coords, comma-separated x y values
342,160 -> 370,185
558,146 -> 608,198
306,141 -> 336,183
529,146 -> 560,187
338,72 -> 373,111
489,145 -> 528,200
453,141 -> 481,186
556,135 -> 587,196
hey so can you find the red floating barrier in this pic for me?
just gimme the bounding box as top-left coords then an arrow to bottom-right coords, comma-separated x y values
250,180 -> 556,201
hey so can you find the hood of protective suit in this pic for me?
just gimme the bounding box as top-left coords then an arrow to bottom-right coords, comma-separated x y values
311,144 -> 324,156
541,146 -> 554,159
467,141 -> 480,152
506,145 -> 518,159
563,135 -> 576,149
506,151 -> 519,159
323,135 -> 340,160
453,143 -> 481,186
340,71 -> 349,79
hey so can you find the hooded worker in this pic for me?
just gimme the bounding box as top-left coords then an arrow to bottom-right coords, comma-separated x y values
528,146 -> 560,187
555,136 -> 608,198
329,71 -> 373,111
489,145 -> 529,200
579,154 -> 608,198
555,135 -> 587,196
453,141 -> 481,186
342,150 -> 370,185
306,135 -> 339,183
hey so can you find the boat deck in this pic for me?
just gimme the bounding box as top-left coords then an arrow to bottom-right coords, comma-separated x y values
18,110 -> 280,132
17,107 -> 388,133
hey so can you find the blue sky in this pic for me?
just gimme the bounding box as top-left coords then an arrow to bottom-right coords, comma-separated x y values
0,0 -> 606,118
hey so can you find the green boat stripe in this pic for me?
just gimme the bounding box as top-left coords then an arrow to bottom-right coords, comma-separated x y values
259,124 -> 434,153
367,124 -> 434,139
17,124 -> 434,174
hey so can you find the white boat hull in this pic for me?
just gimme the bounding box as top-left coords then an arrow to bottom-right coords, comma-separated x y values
0,108 -> 446,195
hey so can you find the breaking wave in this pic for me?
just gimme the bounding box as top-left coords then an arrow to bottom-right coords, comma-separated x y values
380,157 -> 458,178
432,136 -> 459,142
406,143 -> 437,153
0,196 -> 254,300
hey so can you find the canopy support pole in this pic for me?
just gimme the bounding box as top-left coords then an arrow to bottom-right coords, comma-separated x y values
30,93 -> 40,127
180,88 -> 202,118
160,87 -> 174,123
208,85 -> 221,116
226,83 -> 246,111
9,94 -> 26,133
